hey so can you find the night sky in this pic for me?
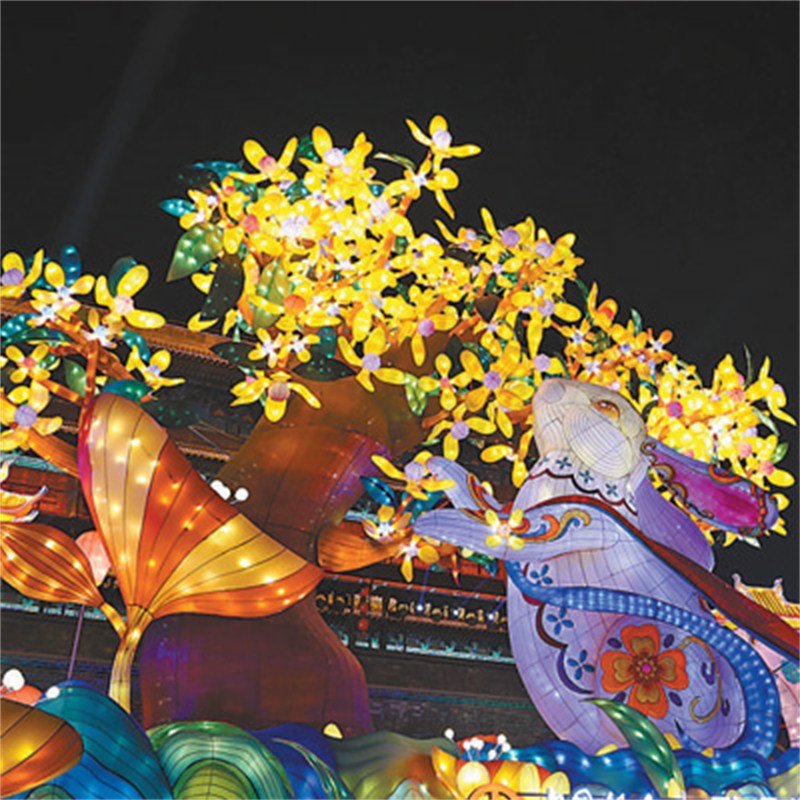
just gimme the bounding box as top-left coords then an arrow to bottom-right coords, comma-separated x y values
2,2 -> 798,598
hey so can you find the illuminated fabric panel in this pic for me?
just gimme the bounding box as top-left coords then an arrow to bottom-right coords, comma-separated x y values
330,730 -> 456,799
316,520 -> 398,573
0,698 -> 83,797
77,393 -> 323,621
148,721 -> 292,800
26,783 -> 73,798
138,596 -> 373,736
258,737 -> 352,799
1,523 -> 106,609
216,421 -> 392,565
32,682 -> 171,800
643,437 -> 779,537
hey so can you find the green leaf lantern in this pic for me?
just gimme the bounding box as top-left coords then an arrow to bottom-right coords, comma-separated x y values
296,135 -> 321,163
404,373 -> 428,416
148,721 -> 292,800
102,380 -> 153,402
200,253 -> 244,322
167,224 -> 224,282
589,698 -> 685,799
251,261 -> 290,329
63,360 -> 87,397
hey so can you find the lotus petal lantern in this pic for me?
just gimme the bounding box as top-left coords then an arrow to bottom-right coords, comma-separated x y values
0,697 -> 83,796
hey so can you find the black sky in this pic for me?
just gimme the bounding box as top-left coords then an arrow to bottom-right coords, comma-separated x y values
2,2 -> 798,598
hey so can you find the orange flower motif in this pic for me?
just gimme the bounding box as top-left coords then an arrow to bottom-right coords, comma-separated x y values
600,623 -> 688,719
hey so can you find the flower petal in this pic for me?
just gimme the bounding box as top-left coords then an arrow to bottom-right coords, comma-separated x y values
418,544 -> 439,564
125,310 -> 166,329
621,623 -> 660,657
375,367 -> 405,386
289,381 -> 321,408
35,416 -> 63,436
658,651 -> 688,689
428,115 -> 448,135
146,350 -> 169,373
265,395 -> 287,422
405,118 -> 430,146
460,349 -> 484,381
7,386 -> 29,406
467,416 -> 496,435
481,444 -> 513,463
243,139 -> 268,170
372,455 -> 406,482
94,275 -> 112,307
44,261 -> 66,289
0,429 -> 27,450
28,382 -> 50,411
187,312 -> 217,332
630,681 -> 668,719
71,274 -> 95,294
312,126 -> 333,159
116,264 -> 149,298
2,252 -> 24,274
5,345 -> 24,364
600,651 -> 635,693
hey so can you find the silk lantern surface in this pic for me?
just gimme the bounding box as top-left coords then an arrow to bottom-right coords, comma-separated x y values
139,373 -> 423,733
414,378 -> 794,757
76,392 -> 324,710
138,594 -> 373,736
0,698 -> 83,797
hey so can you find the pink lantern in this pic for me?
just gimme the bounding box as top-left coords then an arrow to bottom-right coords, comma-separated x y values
76,530 -> 111,586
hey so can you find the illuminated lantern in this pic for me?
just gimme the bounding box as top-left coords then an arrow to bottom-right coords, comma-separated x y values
75,529 -> 111,585
0,698 -> 83,796
415,379 -> 796,757
330,730 -> 458,799
76,392 -> 323,711
214,372 -> 425,563
139,367 -> 432,733
149,720 -> 292,799
432,743 -> 567,800
0,521 -> 126,637
33,682 -> 172,799
139,595 -> 373,736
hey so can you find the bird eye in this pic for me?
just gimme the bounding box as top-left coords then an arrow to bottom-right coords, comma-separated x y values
592,398 -> 620,421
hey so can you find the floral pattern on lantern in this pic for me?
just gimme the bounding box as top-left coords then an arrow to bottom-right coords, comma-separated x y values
600,624 -> 689,719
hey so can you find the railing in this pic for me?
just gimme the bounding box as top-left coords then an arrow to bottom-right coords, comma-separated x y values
1,581 -> 513,664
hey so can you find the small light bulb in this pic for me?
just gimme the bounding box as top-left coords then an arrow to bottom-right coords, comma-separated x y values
210,479 -> 231,500
233,486 -> 249,502
45,686 -> 60,699
2,669 -> 25,692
